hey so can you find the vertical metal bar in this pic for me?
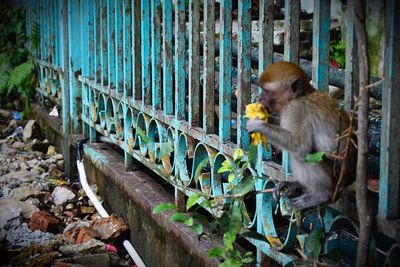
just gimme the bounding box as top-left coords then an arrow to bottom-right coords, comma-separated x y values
258,0 -> 274,72
188,0 -> 200,126
141,0 -> 151,105
95,0 -> 102,83
162,0 -> 173,115
88,0 -> 95,80
132,0 -> 142,100
312,0 -> 331,91
284,0 -> 300,63
344,1 -> 359,111
218,0 -> 232,143
108,0 -> 116,88
237,0 -> 251,149
379,0 -> 400,219
62,0 -> 71,176
258,0 -> 274,160
101,0 -> 109,85
80,0 -> 88,78
40,0 -> 44,60
151,0 -> 162,111
174,0 -> 185,120
115,0 -> 124,94
123,0 -> 132,98
69,0 -> 81,135
203,0 -> 215,133
283,0 -> 300,177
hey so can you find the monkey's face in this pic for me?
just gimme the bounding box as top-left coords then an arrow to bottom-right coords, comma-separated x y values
258,81 -> 292,114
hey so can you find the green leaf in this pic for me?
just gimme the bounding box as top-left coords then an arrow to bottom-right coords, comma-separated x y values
241,257 -> 253,264
192,224 -> 203,235
227,176 -> 255,197
194,157 -> 209,184
7,60 -> 34,92
243,251 -> 253,258
136,126 -> 150,144
170,212 -> 187,223
208,247 -> 225,259
153,202 -> 176,214
304,228 -> 323,260
219,258 -> 242,267
186,193 -> 202,211
223,232 -> 236,252
233,148 -> 244,163
248,144 -> 258,167
228,173 -> 235,183
193,214 -> 209,225
304,151 -> 325,164
218,160 -> 234,173
184,217 -> 194,227
229,202 -> 243,236
159,141 -> 174,159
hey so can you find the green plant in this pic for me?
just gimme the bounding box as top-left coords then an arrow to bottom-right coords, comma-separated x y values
0,3 -> 38,117
330,40 -> 346,69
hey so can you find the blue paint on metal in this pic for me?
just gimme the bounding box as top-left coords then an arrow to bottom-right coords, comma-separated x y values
151,0 -> 162,111
174,0 -> 185,120
107,0 -> 116,89
379,0 -> 400,219
141,0 -> 151,106
115,0 -> 123,93
123,0 -> 132,98
162,0 -> 173,116
218,0 -> 232,143
312,0 -> 331,91
101,0 -> 109,85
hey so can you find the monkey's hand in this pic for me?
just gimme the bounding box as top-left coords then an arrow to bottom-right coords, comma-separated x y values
246,118 -> 266,134
272,181 -> 304,203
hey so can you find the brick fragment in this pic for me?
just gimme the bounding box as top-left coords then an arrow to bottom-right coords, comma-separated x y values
76,226 -> 99,244
28,211 -> 59,233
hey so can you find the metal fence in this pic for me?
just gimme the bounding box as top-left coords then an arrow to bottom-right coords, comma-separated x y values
24,0 -> 399,265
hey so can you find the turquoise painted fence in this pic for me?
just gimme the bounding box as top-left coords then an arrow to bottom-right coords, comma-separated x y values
24,0 -> 399,266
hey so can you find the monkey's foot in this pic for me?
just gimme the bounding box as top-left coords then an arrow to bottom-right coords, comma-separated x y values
272,181 -> 303,203
292,192 -> 329,210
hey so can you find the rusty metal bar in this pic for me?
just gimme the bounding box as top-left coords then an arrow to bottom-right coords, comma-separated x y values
101,0 -> 109,85
141,0 -> 151,106
162,0 -> 173,116
151,0 -> 162,112
132,0 -> 142,100
174,0 -> 185,120
116,0 -> 124,94
218,0 -> 232,143
202,0 -> 215,133
237,0 -> 251,149
123,0 -> 132,98
284,0 -> 300,63
188,0 -> 200,127
107,0 -> 116,89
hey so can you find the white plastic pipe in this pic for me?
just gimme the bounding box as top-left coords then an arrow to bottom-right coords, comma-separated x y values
77,160 -> 146,267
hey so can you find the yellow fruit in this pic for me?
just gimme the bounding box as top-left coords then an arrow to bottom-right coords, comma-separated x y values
245,103 -> 269,146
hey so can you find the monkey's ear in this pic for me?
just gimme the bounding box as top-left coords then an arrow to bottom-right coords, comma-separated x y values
291,78 -> 310,97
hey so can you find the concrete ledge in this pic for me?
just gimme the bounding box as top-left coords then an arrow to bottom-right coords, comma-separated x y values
83,143 -> 222,267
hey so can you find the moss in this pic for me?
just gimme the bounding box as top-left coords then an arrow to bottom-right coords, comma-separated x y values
366,1 -> 384,77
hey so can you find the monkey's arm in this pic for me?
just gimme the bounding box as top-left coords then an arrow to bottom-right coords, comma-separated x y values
246,119 -> 310,157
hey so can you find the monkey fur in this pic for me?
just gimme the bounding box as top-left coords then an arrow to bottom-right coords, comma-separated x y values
246,61 -> 356,210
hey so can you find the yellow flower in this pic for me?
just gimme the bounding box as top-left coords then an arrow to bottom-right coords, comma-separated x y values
245,103 -> 269,146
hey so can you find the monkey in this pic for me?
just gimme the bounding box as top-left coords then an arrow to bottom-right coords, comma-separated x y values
246,61 -> 356,210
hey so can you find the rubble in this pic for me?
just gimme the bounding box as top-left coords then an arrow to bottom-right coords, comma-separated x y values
0,117 -> 132,266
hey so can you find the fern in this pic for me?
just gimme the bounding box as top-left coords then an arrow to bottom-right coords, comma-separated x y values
7,59 -> 35,93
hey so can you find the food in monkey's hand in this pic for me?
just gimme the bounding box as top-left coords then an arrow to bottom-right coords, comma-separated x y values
245,102 -> 269,147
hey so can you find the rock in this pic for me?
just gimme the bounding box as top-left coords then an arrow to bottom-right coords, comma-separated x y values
80,206 -> 96,215
27,158 -> 40,168
63,221 -> 90,244
12,140 -> 25,149
65,203 -> 75,210
75,226 -> 99,244
5,223 -> 57,248
1,143 -> 17,156
53,153 -> 64,160
28,211 -> 59,233
52,186 -> 76,205
0,108 -> 12,118
47,145 -> 56,155
59,239 -> 106,255
0,170 -> 39,184
26,197 -> 41,206
0,199 -> 22,239
55,253 -> 111,267
0,199 -> 39,220
91,214 -> 129,240
8,185 -> 43,201
23,120 -> 43,141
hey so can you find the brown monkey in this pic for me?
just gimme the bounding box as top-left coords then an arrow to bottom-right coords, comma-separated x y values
246,61 -> 356,210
